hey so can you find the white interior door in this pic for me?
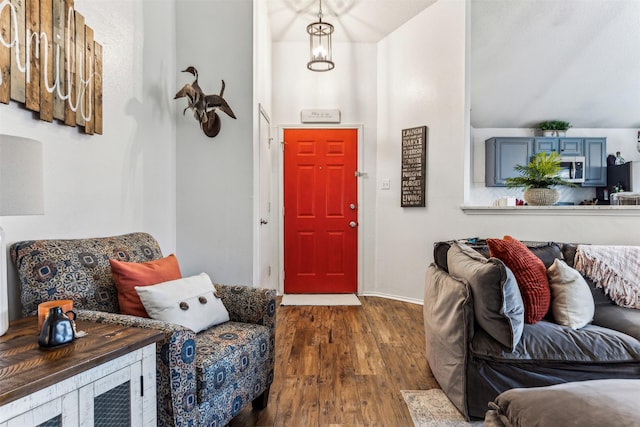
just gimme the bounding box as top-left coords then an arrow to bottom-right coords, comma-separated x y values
258,105 -> 277,289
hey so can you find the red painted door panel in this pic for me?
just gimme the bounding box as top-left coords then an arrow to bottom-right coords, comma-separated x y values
284,128 -> 358,293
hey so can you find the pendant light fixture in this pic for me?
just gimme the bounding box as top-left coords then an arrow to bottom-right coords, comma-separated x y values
307,0 -> 334,72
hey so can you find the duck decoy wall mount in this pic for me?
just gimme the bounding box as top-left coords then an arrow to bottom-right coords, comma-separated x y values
174,66 -> 236,138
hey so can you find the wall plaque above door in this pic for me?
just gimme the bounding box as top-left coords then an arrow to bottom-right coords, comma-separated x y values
300,109 -> 341,123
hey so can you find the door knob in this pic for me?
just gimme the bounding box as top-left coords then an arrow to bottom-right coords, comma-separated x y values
260,218 -> 268,225
349,221 -> 357,228
349,203 -> 356,210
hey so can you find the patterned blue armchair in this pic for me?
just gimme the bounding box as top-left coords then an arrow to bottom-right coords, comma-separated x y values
10,232 -> 276,427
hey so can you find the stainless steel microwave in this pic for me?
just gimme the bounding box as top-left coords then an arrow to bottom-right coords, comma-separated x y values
558,156 -> 585,183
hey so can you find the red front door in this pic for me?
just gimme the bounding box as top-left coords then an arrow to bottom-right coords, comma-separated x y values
283,128 -> 358,293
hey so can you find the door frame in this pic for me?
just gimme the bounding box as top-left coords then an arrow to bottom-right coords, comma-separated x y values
277,124 -> 365,295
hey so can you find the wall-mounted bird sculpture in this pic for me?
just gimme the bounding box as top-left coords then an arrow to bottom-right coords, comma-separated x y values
174,66 -> 237,137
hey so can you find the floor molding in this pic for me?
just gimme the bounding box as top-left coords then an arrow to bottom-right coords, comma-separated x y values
280,293 -> 362,306
358,291 -> 423,305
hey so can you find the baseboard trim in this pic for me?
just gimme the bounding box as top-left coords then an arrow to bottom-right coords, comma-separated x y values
276,290 -> 423,305
358,291 -> 423,305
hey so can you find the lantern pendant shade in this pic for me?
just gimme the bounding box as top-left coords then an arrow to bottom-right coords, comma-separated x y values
307,1 -> 334,72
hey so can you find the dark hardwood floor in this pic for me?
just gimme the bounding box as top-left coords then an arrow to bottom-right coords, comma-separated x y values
229,296 -> 438,427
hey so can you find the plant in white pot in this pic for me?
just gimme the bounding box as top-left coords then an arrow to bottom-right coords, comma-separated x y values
505,151 -> 576,206
536,120 -> 571,137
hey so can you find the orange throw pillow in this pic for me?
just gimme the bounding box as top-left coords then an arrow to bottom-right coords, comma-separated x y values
110,254 -> 182,317
487,236 -> 550,323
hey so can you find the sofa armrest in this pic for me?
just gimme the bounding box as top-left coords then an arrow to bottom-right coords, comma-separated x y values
215,284 -> 277,329
423,264 -> 474,419
75,309 -> 198,427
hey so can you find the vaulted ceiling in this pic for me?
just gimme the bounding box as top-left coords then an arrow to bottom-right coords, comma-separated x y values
471,0 -> 640,129
267,0 -> 640,129
266,0 -> 437,43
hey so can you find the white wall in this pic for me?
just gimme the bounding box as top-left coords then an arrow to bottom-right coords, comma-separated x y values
0,0 -> 177,319
252,0 -> 276,287
271,41 -> 378,295
375,0 -> 468,302
175,0 -> 256,284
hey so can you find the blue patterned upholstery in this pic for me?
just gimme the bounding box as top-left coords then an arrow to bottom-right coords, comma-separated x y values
10,232 -> 276,427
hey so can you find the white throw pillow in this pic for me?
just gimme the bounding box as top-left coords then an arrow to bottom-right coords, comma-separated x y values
548,258 -> 595,329
135,273 -> 230,332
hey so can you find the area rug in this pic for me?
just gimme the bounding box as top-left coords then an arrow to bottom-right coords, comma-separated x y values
401,389 -> 484,427
280,293 -> 361,306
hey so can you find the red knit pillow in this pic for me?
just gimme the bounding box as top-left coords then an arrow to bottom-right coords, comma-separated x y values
110,254 -> 182,317
487,236 -> 550,323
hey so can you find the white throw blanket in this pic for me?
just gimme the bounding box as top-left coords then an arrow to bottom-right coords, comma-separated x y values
574,245 -> 640,309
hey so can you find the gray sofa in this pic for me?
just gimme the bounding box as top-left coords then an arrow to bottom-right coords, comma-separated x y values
424,239 -> 640,420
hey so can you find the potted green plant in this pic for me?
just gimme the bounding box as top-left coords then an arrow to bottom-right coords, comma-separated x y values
536,120 -> 572,137
505,151 -> 576,206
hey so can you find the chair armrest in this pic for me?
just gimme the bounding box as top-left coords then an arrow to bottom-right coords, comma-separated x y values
215,284 -> 277,329
76,309 -> 194,336
76,310 -> 197,426
214,285 -> 278,399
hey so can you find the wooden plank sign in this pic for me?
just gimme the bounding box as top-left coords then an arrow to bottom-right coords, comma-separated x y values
63,0 -> 75,127
51,0 -> 64,119
0,1 -> 10,103
39,0 -> 53,121
9,0 -> 26,104
93,41 -> 101,134
0,0 -> 102,135
73,10 -> 83,126
25,0 -> 39,112
401,126 -> 427,207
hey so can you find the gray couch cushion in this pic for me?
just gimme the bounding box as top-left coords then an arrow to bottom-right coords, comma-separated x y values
433,240 -> 563,271
485,379 -> 640,427
448,242 -> 524,351
471,321 -> 640,363
524,242 -> 564,269
424,263 -> 473,418
594,304 -> 640,342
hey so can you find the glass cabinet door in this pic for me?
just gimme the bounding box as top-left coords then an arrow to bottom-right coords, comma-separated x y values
79,362 -> 142,427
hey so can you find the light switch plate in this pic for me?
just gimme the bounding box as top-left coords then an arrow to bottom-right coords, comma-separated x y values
382,179 -> 390,190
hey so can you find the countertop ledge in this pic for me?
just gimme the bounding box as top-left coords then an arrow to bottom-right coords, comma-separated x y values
461,205 -> 640,215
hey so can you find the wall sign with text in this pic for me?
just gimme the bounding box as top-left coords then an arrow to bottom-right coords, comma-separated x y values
401,126 -> 427,207
0,0 -> 103,135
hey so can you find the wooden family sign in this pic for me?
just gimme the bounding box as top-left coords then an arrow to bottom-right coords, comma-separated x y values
0,0 -> 102,134
401,126 -> 427,207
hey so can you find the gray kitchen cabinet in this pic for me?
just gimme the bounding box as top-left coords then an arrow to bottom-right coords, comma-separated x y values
485,136 -> 606,187
583,138 -> 606,186
558,138 -> 584,156
533,137 -> 583,156
485,137 -> 533,186
533,138 -> 557,154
